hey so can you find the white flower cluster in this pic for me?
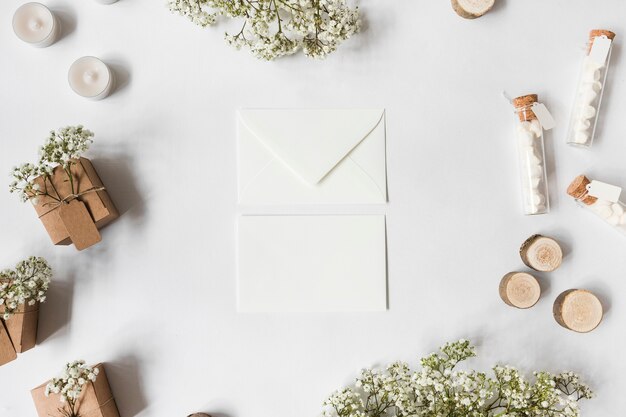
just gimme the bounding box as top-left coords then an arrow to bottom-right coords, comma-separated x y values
323,340 -> 593,417
322,387 -> 364,417
45,360 -> 99,404
8,163 -> 48,203
0,257 -> 52,320
168,0 -> 360,60
9,125 -> 94,204
168,0 -> 217,27
38,126 -> 94,169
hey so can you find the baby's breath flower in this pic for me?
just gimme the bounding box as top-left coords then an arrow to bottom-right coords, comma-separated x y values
38,126 -> 93,169
168,0 -> 216,27
0,257 -> 51,319
8,126 -> 94,204
45,361 -> 99,417
168,0 -> 360,60
322,340 -> 593,417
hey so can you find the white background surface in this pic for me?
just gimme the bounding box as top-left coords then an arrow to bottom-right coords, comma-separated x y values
0,1 -> 625,416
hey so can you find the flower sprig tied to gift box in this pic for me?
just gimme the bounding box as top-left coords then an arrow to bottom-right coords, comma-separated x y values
32,360 -> 120,417
9,126 -> 119,251
0,256 -> 51,365
45,361 -> 100,417
323,340 -> 593,417
0,256 -> 51,319
168,0 -> 360,60
10,126 -> 94,204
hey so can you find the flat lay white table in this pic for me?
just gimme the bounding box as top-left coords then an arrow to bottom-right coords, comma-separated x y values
1,1 -> 625,416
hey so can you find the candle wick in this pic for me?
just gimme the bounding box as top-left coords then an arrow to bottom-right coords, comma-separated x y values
29,19 -> 43,31
83,71 -> 98,84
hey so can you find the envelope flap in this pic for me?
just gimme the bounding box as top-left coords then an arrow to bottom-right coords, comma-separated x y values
239,109 -> 385,185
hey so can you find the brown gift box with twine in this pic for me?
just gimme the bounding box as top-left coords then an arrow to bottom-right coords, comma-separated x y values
32,363 -> 120,417
5,302 -> 39,353
32,158 -> 118,251
0,302 -> 40,366
0,320 -> 17,366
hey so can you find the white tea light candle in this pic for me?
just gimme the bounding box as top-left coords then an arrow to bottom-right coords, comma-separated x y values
68,57 -> 114,100
12,2 -> 59,47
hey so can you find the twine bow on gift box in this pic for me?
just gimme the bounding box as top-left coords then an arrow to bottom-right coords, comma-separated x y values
37,186 -> 106,218
33,181 -> 108,251
52,396 -> 115,417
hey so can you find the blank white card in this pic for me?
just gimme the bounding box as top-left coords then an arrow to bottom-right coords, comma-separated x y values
237,215 -> 387,312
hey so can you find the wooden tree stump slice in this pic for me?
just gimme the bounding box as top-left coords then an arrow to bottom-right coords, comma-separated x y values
520,235 -> 563,272
499,272 -> 541,309
451,0 -> 495,19
553,289 -> 603,333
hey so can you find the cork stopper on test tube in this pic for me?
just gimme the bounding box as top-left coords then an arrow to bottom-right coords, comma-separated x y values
512,94 -> 538,122
567,175 -> 598,205
588,29 -> 616,53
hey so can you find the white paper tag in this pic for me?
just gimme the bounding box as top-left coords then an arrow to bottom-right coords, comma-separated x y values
532,103 -> 556,130
587,180 -> 622,202
589,36 -> 612,65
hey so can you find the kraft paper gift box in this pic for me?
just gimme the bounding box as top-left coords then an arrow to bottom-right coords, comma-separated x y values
0,302 -> 39,354
32,158 -> 119,251
0,320 -> 17,366
32,363 -> 120,417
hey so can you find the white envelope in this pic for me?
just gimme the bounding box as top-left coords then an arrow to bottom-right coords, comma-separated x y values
237,215 -> 387,312
237,109 -> 387,204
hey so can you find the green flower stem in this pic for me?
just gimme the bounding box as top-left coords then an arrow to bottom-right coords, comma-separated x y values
45,176 -> 63,202
64,165 -> 75,196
